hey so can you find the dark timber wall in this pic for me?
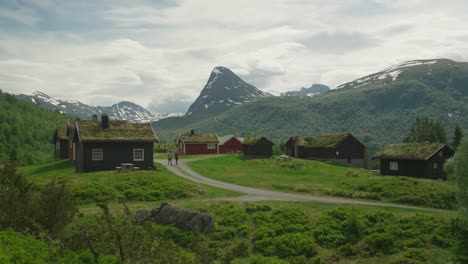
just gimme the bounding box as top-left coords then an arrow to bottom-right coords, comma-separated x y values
243,138 -> 273,157
286,136 -> 366,167
379,146 -> 453,179
75,141 -> 154,172
55,139 -> 70,159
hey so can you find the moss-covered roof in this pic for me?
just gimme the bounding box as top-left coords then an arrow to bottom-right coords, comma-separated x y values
180,133 -> 219,143
76,120 -> 157,142
242,136 -> 273,145
373,142 -> 446,160
54,127 -> 68,140
293,133 -> 352,148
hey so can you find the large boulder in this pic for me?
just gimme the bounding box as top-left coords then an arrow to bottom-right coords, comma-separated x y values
135,203 -> 214,234
156,203 -> 214,234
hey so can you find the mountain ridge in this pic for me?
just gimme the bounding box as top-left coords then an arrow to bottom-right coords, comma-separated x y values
282,84 -> 330,97
185,66 -> 271,118
154,58 -> 468,153
16,91 -> 183,123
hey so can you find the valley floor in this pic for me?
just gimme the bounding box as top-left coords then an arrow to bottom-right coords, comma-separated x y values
155,157 -> 450,212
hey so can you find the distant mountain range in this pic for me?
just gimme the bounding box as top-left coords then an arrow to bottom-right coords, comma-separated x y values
185,66 -> 271,118
154,58 -> 468,154
16,91 -> 183,123
281,84 -> 330,97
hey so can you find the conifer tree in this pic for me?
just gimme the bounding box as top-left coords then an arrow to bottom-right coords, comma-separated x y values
404,117 -> 447,144
452,124 -> 464,151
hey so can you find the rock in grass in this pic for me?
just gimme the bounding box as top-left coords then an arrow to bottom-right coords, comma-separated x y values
135,209 -> 151,223
136,203 -> 214,234
156,202 -> 214,234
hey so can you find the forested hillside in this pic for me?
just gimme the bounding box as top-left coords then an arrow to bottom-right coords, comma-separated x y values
155,59 -> 468,154
0,90 -> 68,164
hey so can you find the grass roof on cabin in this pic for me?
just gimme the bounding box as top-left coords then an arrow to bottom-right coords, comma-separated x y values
181,133 -> 219,143
77,120 -> 157,142
243,136 -> 273,145
242,137 -> 261,145
373,142 -> 445,160
55,127 -> 68,140
294,133 -> 351,148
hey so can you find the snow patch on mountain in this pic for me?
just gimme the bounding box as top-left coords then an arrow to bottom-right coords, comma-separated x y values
336,59 -> 440,89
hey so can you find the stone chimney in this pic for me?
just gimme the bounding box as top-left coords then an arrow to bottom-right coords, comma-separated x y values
101,114 -> 109,129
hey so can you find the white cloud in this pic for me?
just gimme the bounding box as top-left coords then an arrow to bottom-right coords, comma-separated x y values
1,0 -> 468,112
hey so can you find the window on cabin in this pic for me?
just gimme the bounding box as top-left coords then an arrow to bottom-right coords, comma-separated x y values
389,161 -> 398,171
134,149 -> 144,161
433,163 -> 438,169
73,143 -> 76,160
207,143 -> 216,149
56,142 -> 60,150
179,143 -> 183,150
91,149 -> 103,161
439,151 -> 443,157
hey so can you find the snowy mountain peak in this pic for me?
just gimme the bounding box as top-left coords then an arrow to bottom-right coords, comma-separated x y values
186,66 -> 271,116
16,92 -> 182,123
282,84 -> 330,97
336,59 -> 449,90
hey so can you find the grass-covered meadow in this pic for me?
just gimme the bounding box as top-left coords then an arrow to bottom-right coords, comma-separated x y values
22,160 -> 239,205
188,155 -> 458,209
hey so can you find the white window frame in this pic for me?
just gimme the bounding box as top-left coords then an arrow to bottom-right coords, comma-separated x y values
389,161 -> 398,171
433,162 -> 438,169
133,149 -> 144,161
91,149 -> 103,161
207,143 -> 216,149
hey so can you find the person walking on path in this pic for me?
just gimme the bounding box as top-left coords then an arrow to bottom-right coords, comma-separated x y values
167,150 -> 173,166
175,151 -> 179,165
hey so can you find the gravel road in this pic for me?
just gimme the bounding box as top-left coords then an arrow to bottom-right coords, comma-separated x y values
155,158 -> 444,212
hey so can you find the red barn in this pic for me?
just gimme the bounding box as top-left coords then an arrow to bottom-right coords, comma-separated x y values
178,130 -> 219,155
219,135 -> 244,154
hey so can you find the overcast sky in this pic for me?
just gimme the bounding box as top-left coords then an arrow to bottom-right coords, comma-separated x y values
1,0 -> 468,113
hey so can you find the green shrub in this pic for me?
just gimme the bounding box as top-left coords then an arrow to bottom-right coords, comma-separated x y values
365,232 -> 397,254
403,248 -> 429,262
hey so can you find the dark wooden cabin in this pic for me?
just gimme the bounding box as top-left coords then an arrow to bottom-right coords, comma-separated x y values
372,142 -> 454,180
178,130 -> 219,155
242,137 -> 274,157
53,125 -> 71,159
72,115 -> 158,172
285,133 -> 366,167
219,135 -> 244,154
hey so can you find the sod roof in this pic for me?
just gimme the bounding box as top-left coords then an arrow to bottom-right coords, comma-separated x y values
292,133 -> 352,148
373,142 -> 446,160
55,127 -> 68,140
180,133 -> 219,143
242,136 -> 273,145
76,120 -> 157,142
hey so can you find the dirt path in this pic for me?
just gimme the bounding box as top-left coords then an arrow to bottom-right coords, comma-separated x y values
154,158 -> 445,212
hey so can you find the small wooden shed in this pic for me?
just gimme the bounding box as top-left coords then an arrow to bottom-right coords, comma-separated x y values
372,142 -> 454,179
178,130 -> 219,155
242,137 -> 274,157
285,133 -> 366,167
218,135 -> 244,154
53,126 -> 70,160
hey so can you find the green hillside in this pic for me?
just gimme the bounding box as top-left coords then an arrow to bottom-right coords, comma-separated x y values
0,90 -> 68,164
154,59 -> 468,154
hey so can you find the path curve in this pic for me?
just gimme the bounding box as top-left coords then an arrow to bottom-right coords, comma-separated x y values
155,158 -> 444,212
